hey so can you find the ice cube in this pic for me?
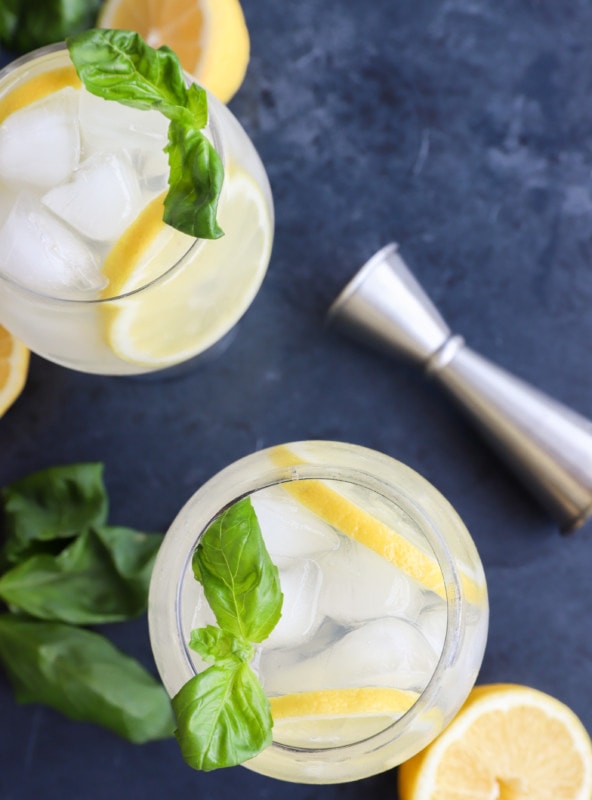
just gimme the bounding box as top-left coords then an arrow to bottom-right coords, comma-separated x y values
324,618 -> 438,690
0,193 -> 105,296
0,186 -> 16,221
251,486 -> 341,558
0,87 -> 80,189
78,89 -> 169,154
264,557 -> 324,650
318,538 -> 424,625
417,600 -> 447,656
139,148 -> 170,191
42,151 -> 143,242
260,617 -> 437,695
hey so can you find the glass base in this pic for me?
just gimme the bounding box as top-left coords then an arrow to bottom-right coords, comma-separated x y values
120,326 -> 239,382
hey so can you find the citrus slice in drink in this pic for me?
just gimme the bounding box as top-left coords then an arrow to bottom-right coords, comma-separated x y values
0,66 -> 80,124
101,167 -> 272,368
397,683 -> 592,800
0,325 -> 30,417
270,687 -> 419,748
98,0 -> 250,103
269,445 -> 484,603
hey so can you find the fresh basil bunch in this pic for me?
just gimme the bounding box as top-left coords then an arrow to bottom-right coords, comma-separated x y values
0,462 -> 174,743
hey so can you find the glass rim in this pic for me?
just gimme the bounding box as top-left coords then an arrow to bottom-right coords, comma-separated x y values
148,440 -> 472,758
0,41 -> 227,305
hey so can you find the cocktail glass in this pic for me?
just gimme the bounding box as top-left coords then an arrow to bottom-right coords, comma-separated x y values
148,441 -> 489,784
0,43 -> 273,375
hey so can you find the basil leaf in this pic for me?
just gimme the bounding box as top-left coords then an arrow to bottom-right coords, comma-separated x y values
0,0 -> 18,48
172,662 -> 273,771
66,28 -> 222,239
192,497 -> 283,643
0,526 -> 161,624
1,463 -> 108,566
0,0 -> 102,53
67,29 -> 204,125
163,120 -> 224,239
189,625 -> 254,664
175,498 -> 283,769
0,615 -> 175,743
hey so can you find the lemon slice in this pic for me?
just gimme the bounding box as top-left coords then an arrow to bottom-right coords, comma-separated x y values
270,687 -> 419,748
270,445 -> 485,603
101,168 -> 272,368
0,66 -> 80,124
98,0 -> 250,103
398,684 -> 592,800
0,325 -> 30,417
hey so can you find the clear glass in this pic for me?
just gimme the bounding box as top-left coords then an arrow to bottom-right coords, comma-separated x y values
0,44 -> 274,375
148,441 -> 489,784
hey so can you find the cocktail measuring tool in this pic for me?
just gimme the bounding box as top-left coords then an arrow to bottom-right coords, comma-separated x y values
327,243 -> 592,532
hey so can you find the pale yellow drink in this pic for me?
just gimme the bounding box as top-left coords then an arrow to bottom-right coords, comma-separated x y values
0,44 -> 273,375
149,441 -> 489,784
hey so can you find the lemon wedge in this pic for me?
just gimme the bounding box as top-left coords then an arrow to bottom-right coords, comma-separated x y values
0,325 -> 30,418
98,0 -> 250,103
101,167 -> 272,368
398,684 -> 592,800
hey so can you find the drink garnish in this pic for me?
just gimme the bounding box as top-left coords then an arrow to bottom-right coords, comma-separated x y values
172,497 -> 283,770
66,28 -> 224,240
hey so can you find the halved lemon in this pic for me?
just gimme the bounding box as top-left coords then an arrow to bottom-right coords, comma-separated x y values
270,687 -> 419,748
270,445 -> 485,603
398,683 -> 592,800
0,325 -> 30,418
98,0 -> 250,103
101,167 -> 272,368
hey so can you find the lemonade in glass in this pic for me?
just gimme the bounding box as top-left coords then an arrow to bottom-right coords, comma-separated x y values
148,441 -> 489,784
0,35 -> 273,375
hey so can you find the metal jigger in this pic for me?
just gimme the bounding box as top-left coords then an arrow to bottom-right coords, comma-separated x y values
327,243 -> 592,532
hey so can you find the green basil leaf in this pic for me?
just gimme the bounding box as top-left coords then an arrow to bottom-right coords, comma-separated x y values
66,28 -> 223,239
0,0 -> 18,48
93,525 -> 161,599
0,615 -> 175,743
189,625 -> 254,664
172,662 -> 272,771
185,82 -> 209,125
0,526 -> 161,624
163,120 -> 224,239
1,463 -> 108,566
0,0 -> 102,53
192,497 -> 283,643
67,28 -> 202,123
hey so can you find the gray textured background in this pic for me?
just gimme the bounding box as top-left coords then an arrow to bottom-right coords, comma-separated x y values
1,1 -> 591,797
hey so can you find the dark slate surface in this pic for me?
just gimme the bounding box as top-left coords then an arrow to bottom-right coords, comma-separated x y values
1,1 -> 592,797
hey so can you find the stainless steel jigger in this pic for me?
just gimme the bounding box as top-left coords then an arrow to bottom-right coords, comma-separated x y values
327,243 -> 592,532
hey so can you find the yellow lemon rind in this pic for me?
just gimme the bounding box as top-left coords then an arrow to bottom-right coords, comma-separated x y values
269,445 -> 484,604
397,683 -> 592,800
0,327 -> 30,418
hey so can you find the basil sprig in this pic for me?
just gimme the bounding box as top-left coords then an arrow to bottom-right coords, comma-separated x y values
0,616 -> 173,743
66,28 -> 224,240
0,463 -> 174,743
172,497 -> 283,770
